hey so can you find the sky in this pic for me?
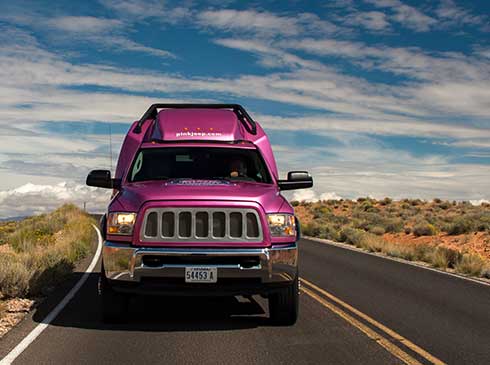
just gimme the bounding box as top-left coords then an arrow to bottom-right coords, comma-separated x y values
0,0 -> 489,217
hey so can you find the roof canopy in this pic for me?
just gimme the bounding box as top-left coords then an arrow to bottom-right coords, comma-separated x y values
151,109 -> 246,142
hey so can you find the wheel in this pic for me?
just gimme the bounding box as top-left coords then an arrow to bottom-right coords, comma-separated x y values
99,263 -> 129,323
268,275 -> 299,326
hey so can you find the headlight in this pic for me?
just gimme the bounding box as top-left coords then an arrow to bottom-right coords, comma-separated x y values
107,212 -> 137,235
267,214 -> 296,237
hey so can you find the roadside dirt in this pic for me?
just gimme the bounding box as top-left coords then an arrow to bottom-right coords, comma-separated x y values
383,231 -> 490,260
0,299 -> 34,338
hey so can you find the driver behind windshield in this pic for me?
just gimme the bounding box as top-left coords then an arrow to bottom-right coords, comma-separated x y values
229,158 -> 248,178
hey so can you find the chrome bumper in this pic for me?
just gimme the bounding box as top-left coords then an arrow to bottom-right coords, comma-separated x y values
102,241 -> 298,284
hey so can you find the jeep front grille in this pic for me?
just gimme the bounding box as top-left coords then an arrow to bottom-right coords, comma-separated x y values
140,208 -> 263,243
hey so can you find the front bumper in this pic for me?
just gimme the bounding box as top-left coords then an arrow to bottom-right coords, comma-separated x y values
102,241 -> 298,296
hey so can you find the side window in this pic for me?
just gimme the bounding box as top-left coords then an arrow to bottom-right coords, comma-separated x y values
131,151 -> 143,181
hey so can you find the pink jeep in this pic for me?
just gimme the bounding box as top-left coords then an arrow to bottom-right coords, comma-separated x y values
87,104 -> 313,325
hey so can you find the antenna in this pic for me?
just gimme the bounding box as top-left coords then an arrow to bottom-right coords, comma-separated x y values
109,123 -> 113,173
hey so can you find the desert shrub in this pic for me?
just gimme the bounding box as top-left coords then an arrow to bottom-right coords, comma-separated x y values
455,254 -> 485,276
433,198 -> 442,204
413,244 -> 433,262
0,221 -> 16,245
384,218 -> 404,233
339,227 -> 364,245
356,233 -> 385,252
301,222 -> 319,236
291,201 -> 300,207
312,206 -> 331,219
476,222 -> 490,232
404,227 -> 412,234
381,243 -> 417,261
413,222 -> 437,237
482,265 -> 490,279
358,201 -> 373,212
446,217 -> 474,235
410,199 -> 423,206
430,247 -> 461,269
370,226 -> 385,236
0,204 -> 95,298
317,224 -> 341,241
439,201 -> 451,210
380,197 -> 393,206
0,256 -> 32,297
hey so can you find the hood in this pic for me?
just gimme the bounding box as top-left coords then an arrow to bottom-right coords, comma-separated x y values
110,179 -> 291,213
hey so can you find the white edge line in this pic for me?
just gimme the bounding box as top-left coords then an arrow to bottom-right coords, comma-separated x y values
304,235 -> 490,288
0,225 -> 103,365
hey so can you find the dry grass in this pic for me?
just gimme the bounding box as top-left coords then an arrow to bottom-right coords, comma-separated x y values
0,204 -> 95,299
297,198 -> 490,279
455,254 -> 486,276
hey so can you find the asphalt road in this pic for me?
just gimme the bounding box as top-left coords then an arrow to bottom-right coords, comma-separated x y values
2,238 -> 490,365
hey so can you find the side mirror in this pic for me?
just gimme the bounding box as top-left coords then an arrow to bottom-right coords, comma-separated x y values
86,170 -> 121,189
278,171 -> 313,190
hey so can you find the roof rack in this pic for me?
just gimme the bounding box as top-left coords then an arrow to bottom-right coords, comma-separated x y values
133,104 -> 257,135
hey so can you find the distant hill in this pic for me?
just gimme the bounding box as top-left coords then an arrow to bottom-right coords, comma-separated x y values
0,216 -> 27,222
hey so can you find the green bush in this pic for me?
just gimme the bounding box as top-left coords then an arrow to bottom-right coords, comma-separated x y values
430,247 -> 461,269
439,201 -> 451,210
317,224 -> 341,241
384,219 -> 404,233
370,226 -> 385,236
446,217 -> 474,235
413,222 -> 437,237
339,227 -> 364,245
455,254 -> 485,276
380,197 -> 393,206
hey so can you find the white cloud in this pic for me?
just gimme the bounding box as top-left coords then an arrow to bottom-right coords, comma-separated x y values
291,189 -> 316,202
257,114 -> 490,139
3,12 -> 174,59
197,9 -> 300,35
0,182 -> 111,218
283,37 -> 490,83
94,35 -> 175,58
196,9 -> 339,37
346,11 -> 391,31
46,16 -> 124,33
365,0 -> 437,32
99,0 -> 166,20
470,199 -> 490,206
213,38 -> 327,71
435,0 -> 487,28
289,189 -> 342,202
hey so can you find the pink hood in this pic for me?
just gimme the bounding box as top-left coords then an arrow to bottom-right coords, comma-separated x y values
110,179 -> 292,214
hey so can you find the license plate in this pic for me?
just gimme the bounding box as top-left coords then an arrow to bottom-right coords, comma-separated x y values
185,267 -> 217,283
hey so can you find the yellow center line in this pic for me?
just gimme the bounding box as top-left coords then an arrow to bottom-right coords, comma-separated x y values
300,277 -> 446,365
301,286 -> 422,365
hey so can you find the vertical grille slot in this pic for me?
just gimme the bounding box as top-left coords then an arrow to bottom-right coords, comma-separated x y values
195,212 -> 209,238
213,212 -> 226,238
246,213 -> 259,238
162,212 -> 175,237
179,212 -> 192,237
145,212 -> 158,237
230,212 -> 243,238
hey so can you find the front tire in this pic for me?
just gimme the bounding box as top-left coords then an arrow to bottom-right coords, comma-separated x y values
99,264 -> 129,323
268,276 -> 299,326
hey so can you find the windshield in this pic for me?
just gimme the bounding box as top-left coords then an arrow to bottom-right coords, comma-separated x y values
129,147 -> 272,183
